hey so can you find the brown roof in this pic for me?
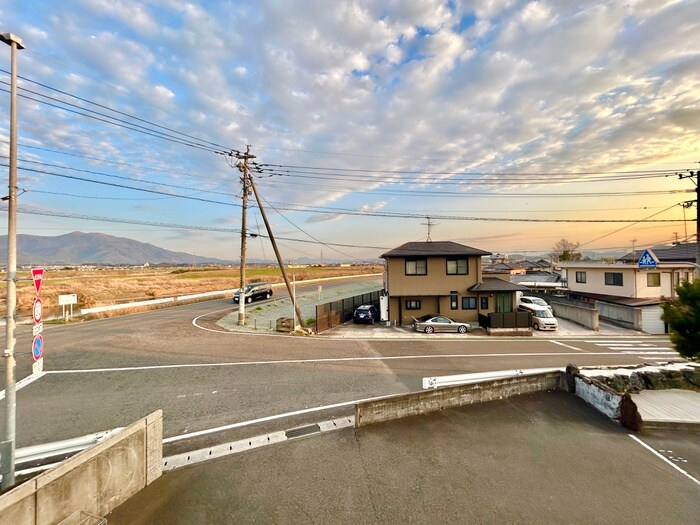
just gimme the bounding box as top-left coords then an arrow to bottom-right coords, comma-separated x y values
381,241 -> 491,259
468,278 -> 530,292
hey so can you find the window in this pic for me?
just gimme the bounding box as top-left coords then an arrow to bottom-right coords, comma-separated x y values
647,273 -> 660,287
462,297 -> 477,309
480,296 -> 489,310
575,271 -> 586,284
684,272 -> 690,283
450,291 -> 458,310
406,300 -> 421,310
446,258 -> 468,275
674,272 -> 680,286
605,272 -> 623,286
405,259 -> 427,275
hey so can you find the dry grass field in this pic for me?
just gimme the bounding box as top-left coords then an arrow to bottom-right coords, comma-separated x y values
0,265 -> 384,316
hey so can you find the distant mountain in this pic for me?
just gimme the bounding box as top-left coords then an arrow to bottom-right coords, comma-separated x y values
0,232 -> 232,266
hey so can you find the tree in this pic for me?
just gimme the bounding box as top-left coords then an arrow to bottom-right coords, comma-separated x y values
551,239 -> 581,262
661,280 -> 700,359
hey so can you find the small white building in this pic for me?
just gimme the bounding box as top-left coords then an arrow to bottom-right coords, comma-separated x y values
559,248 -> 696,334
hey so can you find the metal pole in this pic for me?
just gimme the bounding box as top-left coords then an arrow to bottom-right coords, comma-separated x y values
1,32 -> 24,490
236,146 -> 254,326
696,179 -> 699,279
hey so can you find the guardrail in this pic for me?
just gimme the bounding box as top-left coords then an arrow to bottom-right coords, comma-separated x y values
422,368 -> 565,389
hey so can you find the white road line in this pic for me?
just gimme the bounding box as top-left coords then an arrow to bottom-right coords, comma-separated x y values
44,351 -> 655,375
550,340 -> 584,351
0,372 -> 45,401
163,395 -> 384,444
628,435 -> 700,487
620,350 -> 677,354
587,340 -> 644,344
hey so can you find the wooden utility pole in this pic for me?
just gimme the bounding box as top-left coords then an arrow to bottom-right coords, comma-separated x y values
235,145 -> 255,325
247,173 -> 305,328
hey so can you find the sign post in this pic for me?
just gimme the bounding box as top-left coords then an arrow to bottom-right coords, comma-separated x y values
30,268 -> 44,377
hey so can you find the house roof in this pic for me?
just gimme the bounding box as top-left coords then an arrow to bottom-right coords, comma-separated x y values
468,278 -> 530,292
511,274 -> 561,284
381,241 -> 491,258
617,242 -> 698,263
568,291 -> 662,307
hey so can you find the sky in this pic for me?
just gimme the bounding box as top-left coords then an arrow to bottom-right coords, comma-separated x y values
0,0 -> 698,263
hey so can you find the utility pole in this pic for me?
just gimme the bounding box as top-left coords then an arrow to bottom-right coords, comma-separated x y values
678,169 -> 699,279
247,172 -> 305,328
235,145 -> 255,326
1,32 -> 24,490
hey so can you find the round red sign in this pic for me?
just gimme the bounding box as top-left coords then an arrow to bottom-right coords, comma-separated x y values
33,297 -> 43,324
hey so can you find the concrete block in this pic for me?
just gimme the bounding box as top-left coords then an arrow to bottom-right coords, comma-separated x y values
146,410 -> 163,485
0,478 -> 36,525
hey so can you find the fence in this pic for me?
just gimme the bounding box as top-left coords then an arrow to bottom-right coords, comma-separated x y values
478,311 -> 531,329
315,290 -> 382,333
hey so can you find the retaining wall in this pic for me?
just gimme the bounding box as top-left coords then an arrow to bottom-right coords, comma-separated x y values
551,302 -> 599,330
0,410 -> 162,525
355,372 -> 562,427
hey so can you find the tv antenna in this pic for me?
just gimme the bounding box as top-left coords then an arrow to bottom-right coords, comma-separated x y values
421,216 -> 438,242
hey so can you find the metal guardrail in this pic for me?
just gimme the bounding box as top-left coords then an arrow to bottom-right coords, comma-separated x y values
422,368 -> 565,389
0,427 -> 124,481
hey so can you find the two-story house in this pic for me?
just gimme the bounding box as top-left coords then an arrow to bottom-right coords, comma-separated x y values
381,241 -> 527,326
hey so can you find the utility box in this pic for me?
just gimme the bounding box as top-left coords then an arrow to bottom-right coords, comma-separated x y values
276,317 -> 294,332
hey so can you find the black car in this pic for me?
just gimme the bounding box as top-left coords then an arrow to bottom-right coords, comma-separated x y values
233,283 -> 273,304
353,304 -> 378,324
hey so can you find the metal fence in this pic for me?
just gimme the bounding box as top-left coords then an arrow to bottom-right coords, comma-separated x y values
315,290 -> 382,333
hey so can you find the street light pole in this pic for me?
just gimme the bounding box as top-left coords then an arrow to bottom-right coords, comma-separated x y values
1,31 -> 24,490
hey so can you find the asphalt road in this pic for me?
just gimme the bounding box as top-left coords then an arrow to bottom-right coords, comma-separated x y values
0,278 -> 679,452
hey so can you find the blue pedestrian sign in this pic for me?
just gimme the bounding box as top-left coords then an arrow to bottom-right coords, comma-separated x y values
32,334 -> 44,361
638,249 -> 657,268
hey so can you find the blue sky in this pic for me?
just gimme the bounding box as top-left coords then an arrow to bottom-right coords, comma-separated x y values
0,0 -> 698,262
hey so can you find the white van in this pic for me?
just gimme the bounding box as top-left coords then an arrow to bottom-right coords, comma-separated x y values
527,307 -> 558,331
516,293 -> 553,314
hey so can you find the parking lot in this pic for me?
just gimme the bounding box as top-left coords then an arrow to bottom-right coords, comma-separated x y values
109,391 -> 699,524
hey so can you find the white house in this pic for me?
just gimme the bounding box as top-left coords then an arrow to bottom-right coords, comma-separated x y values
559,248 -> 696,334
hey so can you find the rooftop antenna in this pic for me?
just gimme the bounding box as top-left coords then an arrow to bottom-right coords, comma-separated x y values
421,216 -> 438,242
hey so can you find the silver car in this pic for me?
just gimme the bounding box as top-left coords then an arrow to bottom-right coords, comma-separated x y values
411,314 -> 471,334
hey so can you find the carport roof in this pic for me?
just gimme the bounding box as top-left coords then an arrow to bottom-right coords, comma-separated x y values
381,241 -> 491,258
469,278 -> 530,292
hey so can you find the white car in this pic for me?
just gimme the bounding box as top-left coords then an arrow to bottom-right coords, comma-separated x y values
525,307 -> 558,331
518,296 -> 553,314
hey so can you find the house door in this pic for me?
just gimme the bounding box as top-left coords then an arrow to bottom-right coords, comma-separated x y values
495,292 -> 512,313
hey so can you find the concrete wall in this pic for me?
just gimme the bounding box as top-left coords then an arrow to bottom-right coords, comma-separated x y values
355,372 -> 562,427
0,410 -> 162,525
551,302 -> 599,331
574,376 -> 622,419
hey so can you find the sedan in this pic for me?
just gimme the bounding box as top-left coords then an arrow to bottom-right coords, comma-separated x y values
411,314 -> 471,334
353,304 -> 378,324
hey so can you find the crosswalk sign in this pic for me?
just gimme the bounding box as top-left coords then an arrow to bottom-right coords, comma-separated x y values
638,249 -> 657,268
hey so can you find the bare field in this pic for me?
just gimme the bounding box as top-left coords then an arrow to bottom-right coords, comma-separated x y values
0,265 -> 384,315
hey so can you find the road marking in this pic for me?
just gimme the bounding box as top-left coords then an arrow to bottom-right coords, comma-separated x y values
163,395 -> 384,444
0,372 -> 46,401
550,340 -> 584,351
44,350 -> 663,375
628,435 -> 700,487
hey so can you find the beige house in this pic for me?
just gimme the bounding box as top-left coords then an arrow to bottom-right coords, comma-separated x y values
381,241 -> 527,326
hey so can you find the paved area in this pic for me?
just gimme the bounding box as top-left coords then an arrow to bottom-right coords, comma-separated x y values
108,391 -> 699,524
636,390 -> 700,424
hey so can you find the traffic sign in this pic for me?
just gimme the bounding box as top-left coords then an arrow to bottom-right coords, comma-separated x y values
32,334 -> 44,361
31,267 -> 45,295
33,357 -> 43,376
33,297 -> 43,324
638,249 -> 657,269
33,322 -> 43,337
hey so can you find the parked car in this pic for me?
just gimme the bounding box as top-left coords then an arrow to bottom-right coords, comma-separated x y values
521,307 -> 558,331
411,314 -> 471,334
518,296 -> 553,313
353,304 -> 378,324
233,283 -> 273,304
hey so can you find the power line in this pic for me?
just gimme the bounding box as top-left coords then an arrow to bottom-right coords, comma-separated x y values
0,86 -> 223,154
0,69 -> 233,151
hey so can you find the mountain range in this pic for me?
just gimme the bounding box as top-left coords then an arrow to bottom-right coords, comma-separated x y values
0,232 -> 231,266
